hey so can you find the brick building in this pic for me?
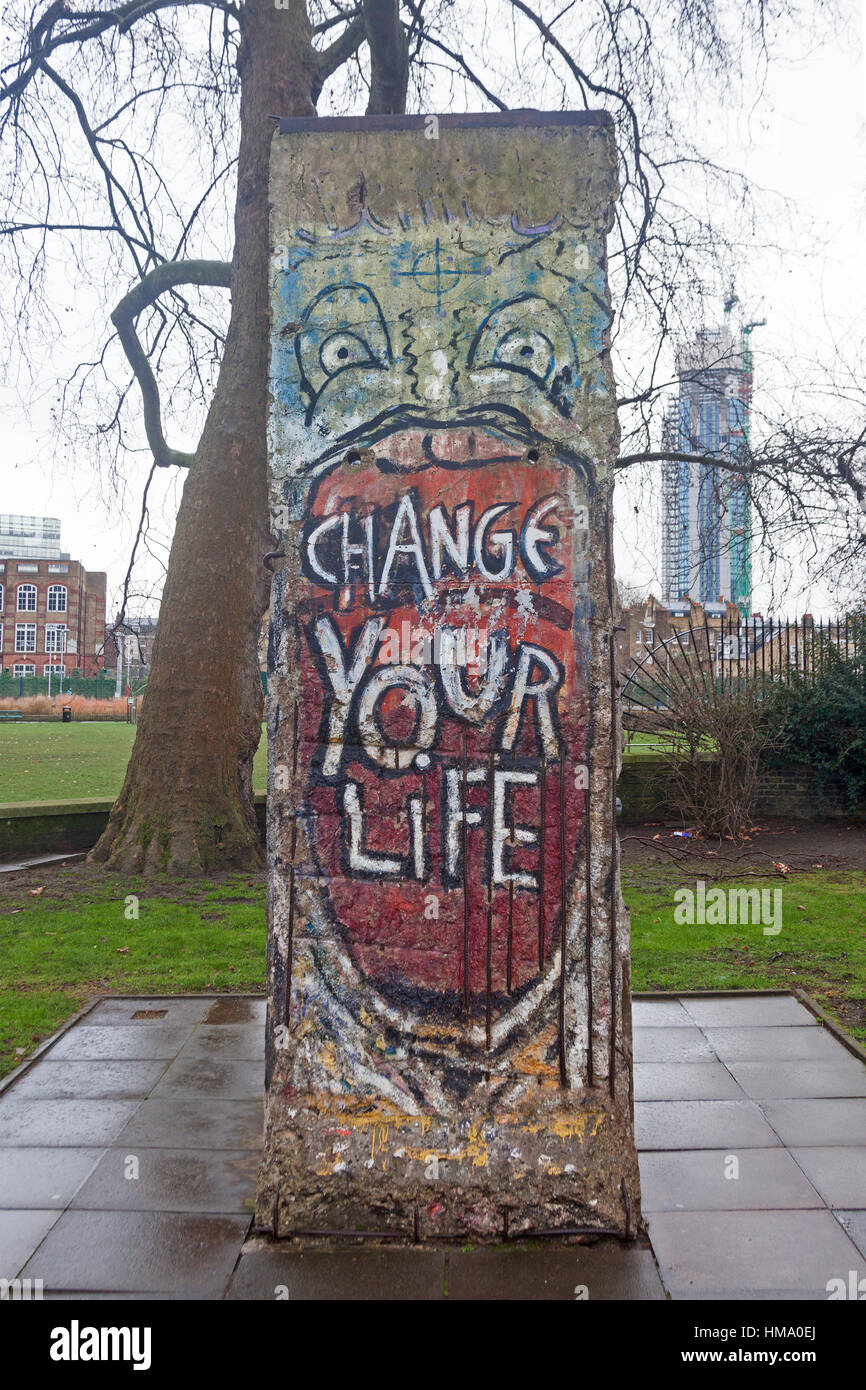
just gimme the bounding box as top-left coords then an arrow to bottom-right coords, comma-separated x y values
0,557 -> 106,679
103,616 -> 158,679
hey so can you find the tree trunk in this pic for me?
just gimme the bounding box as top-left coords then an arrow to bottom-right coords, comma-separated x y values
90,0 -> 317,874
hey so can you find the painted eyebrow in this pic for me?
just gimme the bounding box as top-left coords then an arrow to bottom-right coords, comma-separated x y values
498,232 -> 556,265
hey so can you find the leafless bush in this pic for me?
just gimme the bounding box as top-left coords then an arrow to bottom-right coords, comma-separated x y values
657,681 -> 778,839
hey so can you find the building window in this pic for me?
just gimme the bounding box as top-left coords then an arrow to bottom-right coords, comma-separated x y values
0,583 -> 3,611
44,663 -> 66,677
47,564 -> 68,574
17,584 -> 37,612
16,563 -> 38,573
45,624 -> 67,654
15,623 -> 36,653
12,663 -> 35,677
47,584 -> 67,612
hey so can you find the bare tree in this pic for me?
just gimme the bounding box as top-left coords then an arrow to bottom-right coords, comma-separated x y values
1,0 -> 859,872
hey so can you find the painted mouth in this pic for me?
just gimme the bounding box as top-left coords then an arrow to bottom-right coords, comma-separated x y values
302,405 -> 590,477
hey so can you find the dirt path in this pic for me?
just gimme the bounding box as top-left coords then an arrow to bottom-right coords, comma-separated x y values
620,820 -> 866,880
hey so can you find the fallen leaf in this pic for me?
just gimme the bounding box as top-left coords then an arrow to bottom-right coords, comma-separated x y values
29,886 -> 44,896
773,861 -> 791,876
116,946 -> 131,954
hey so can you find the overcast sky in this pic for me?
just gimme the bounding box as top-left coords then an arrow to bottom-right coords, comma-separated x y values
1,0 -> 863,620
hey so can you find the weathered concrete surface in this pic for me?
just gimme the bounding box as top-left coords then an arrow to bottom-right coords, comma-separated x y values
257,112 -> 640,1240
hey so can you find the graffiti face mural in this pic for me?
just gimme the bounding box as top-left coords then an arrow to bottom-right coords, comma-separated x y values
261,115 -> 638,1240
271,209 -> 605,1082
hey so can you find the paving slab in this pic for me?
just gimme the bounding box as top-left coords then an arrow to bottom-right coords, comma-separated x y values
635,1099 -> 782,1151
18,1209 -> 251,1295
47,1024 -> 194,1062
70,1148 -> 258,1215
113,1097 -> 264,1151
835,1211 -> 866,1260
0,851 -> 86,874
1,989 -> 863,1301
639,1148 -> 824,1213
85,998 -> 214,1027
0,1099 -> 141,1147
227,1244 -> 447,1300
40,1289 -> 216,1301
632,999 -> 695,1028
647,1209 -> 864,1299
634,1062 -> 744,1102
702,1025 -> 849,1064
203,998 -> 266,1026
0,1147 -> 104,1208
682,995 -> 817,1027
760,1099 -> 866,1147
789,1148 -> 866,1209
0,1208 -> 62,1278
7,1059 -> 169,1101
148,1057 -> 264,1102
632,1027 -> 716,1063
443,1243 -> 666,1300
177,1024 -> 265,1061
729,1059 -> 866,1101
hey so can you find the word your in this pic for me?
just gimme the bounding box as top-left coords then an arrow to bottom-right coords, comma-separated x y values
673,881 -> 782,936
313,614 -> 562,776
49,1321 -> 152,1371
304,493 -> 570,600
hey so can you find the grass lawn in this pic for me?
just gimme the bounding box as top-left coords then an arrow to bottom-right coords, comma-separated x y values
625,863 -> 866,1043
0,721 -> 269,804
0,870 -> 266,1077
0,721 -> 671,806
1,859 -> 864,1079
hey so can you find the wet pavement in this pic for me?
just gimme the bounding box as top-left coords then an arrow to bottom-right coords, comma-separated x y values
0,992 -> 864,1299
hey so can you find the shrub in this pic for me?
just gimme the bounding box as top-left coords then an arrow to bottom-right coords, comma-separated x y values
657,681 -> 778,839
760,617 -> 866,810
0,694 -> 132,719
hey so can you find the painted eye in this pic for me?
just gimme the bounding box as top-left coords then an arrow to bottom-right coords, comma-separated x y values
491,327 -> 555,382
319,331 -> 381,375
296,282 -> 393,415
468,294 -> 576,390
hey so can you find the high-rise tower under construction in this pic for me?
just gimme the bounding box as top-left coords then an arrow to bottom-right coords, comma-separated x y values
660,326 -> 753,615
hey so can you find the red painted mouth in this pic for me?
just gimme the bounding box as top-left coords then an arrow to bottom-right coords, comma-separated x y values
295,444 -> 588,1017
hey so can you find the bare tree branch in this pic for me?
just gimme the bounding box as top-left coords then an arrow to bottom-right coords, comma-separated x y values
111,258 -> 231,468
313,11 -> 365,102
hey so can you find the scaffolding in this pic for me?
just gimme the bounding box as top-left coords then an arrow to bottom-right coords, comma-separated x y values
660,327 -> 753,615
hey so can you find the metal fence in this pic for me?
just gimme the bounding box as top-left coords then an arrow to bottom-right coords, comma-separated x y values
622,613 -> 864,722
0,673 -> 139,700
